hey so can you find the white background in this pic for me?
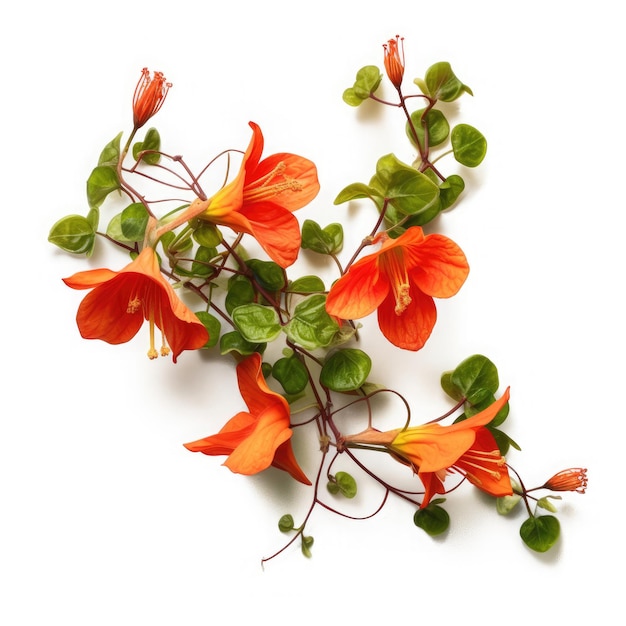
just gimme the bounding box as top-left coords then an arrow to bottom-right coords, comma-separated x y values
1,1 -> 622,623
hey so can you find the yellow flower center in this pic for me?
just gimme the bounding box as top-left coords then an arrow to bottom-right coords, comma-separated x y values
380,248 -> 412,315
243,162 -> 303,203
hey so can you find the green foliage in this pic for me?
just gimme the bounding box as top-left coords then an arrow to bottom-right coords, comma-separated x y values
225,275 -> 255,315
301,535 -> 314,558
286,275 -> 325,294
97,132 -> 122,168
319,348 -> 371,392
406,108 -> 450,151
232,304 -> 282,343
301,220 -> 344,255
421,62 -> 472,102
272,355 -> 309,394
278,514 -> 295,532
451,124 -> 487,167
284,294 -> 339,350
86,165 -> 120,210
520,515 -> 560,553
327,471 -> 357,498
246,259 -> 286,292
132,127 -> 162,165
343,65 -> 383,105
194,311 -> 221,348
219,331 -> 266,357
48,214 -> 96,256
414,501 -> 450,536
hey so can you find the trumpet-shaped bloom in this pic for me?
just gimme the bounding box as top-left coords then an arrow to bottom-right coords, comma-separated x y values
383,35 -> 405,89
132,68 -> 171,130
184,353 -> 311,485
344,388 -> 512,507
325,227 -> 469,351
542,468 -> 588,494
196,121 -> 319,268
62,247 -> 208,362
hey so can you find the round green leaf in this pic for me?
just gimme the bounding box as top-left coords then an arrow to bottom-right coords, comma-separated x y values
246,259 -> 286,291
48,214 -> 96,255
327,471 -> 357,499
120,203 -> 150,241
272,355 -> 309,394
86,165 -> 120,209
278,514 -> 294,533
450,354 -> 499,397
285,294 -> 339,349
319,348 -> 371,392
287,275 -> 325,294
407,108 -> 450,151
225,276 -> 255,315
232,304 -> 282,343
413,503 -> 450,536
193,222 -> 222,247
520,515 -> 560,553
424,62 -> 472,102
193,311 -> 221,348
219,331 -> 266,357
451,124 -> 487,167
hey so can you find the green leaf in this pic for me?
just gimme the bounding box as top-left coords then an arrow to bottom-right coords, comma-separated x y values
406,108 -> 450,151
438,174 -> 465,211
413,503 -> 450,536
301,220 -> 344,255
225,276 -> 255,315
246,258 -> 286,291
278,514 -> 294,533
496,493 -> 522,515
424,62 -> 472,102
327,471 -> 357,499
536,496 -> 559,513
343,65 -> 382,105
232,304 -> 282,343
450,354 -> 499,398
97,132 -> 123,168
451,124 -> 487,167
193,311 -> 221,348
272,355 -> 309,394
191,245 -> 218,277
285,294 -> 339,350
48,214 -> 96,255
219,332 -> 266,357
301,535 -> 314,558
287,275 -> 325,294
120,202 -> 149,241
440,370 -> 464,401
333,182 -> 381,206
520,515 -> 560,553
320,348 -> 371,392
86,165 -> 120,210
193,222 -> 222,247
132,127 -> 161,165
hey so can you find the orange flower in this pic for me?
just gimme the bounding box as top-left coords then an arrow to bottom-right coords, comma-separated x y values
542,468 -> 588,494
344,388 -> 512,507
325,227 -> 469,351
190,121 -> 319,268
184,353 -> 311,485
383,35 -> 405,90
132,67 -> 171,130
62,247 -> 208,362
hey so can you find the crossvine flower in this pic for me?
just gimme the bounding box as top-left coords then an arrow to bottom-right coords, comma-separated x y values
132,67 -> 172,130
184,352 -> 311,485
325,226 -> 469,351
383,34 -> 405,90
62,247 -> 208,362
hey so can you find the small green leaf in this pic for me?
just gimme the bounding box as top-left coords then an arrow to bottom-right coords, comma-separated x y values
219,332 -> 266,357
319,348 -> 371,392
193,311 -> 221,348
278,514 -> 294,533
225,276 -> 255,315
287,275 -> 325,294
537,496 -> 560,513
132,127 -> 161,165
440,370 -> 464,401
232,304 -> 282,343
191,246 -> 218,277
520,515 -> 560,553
451,124 -> 487,167
343,65 -> 382,105
97,132 -> 123,168
120,202 -> 150,241
193,223 -> 222,247
333,182 -> 380,205
406,108 -> 450,151
285,294 -> 339,350
438,174 -> 465,211
496,493 -> 522,515
301,535 -> 314,558
414,503 -> 450,536
272,355 -> 309,394
301,220 -> 344,255
86,165 -> 120,209
424,62 -> 472,102
327,471 -> 357,499
246,258 -> 286,291
450,354 -> 499,398
48,214 -> 96,255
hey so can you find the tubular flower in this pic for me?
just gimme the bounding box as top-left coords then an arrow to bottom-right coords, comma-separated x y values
132,67 -> 172,130
542,468 -> 588,494
183,353 -> 311,485
62,247 -> 208,362
344,388 -> 512,507
325,226 -> 469,351
191,121 -> 319,268
383,35 -> 405,89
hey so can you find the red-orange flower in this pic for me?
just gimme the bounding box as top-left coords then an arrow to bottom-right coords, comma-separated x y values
344,388 -> 512,507
62,247 -> 208,362
325,227 -> 469,351
190,121 -> 319,268
383,35 -> 405,90
132,67 -> 172,130
542,468 -> 588,494
183,353 -> 311,485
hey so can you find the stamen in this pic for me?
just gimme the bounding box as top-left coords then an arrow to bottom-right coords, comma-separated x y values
127,297 -> 142,314
243,161 -> 303,203
459,449 -> 506,483
147,311 -> 158,360
380,249 -> 412,315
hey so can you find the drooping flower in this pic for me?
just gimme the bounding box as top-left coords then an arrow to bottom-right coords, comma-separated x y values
542,468 -> 588,494
62,247 -> 208,362
183,352 -> 311,485
344,388 -> 512,507
187,121 -> 319,268
325,226 -> 469,351
383,35 -> 405,90
132,67 -> 172,130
